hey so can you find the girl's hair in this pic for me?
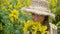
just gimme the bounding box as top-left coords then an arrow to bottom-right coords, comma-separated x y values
43,16 -> 50,31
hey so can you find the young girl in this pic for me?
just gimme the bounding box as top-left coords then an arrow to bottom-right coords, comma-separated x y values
22,0 -> 58,34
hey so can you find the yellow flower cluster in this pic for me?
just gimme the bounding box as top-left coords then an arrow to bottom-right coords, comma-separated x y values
4,30 -> 10,34
23,20 -> 47,34
9,9 -> 19,22
2,7 -> 7,12
14,0 -> 31,9
0,24 -> 3,30
14,1 -> 21,9
50,0 -> 58,13
1,0 -> 13,5
47,0 -> 58,13
8,5 -> 12,9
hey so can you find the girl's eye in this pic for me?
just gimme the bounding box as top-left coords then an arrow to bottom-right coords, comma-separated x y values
32,13 -> 35,15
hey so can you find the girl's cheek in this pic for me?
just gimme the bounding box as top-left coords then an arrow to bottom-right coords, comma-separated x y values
32,15 -> 44,22
38,17 -> 45,22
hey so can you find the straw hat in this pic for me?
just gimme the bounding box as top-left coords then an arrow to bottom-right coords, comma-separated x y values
22,0 -> 55,18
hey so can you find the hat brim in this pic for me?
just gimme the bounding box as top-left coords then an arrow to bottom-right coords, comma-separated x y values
22,7 -> 55,18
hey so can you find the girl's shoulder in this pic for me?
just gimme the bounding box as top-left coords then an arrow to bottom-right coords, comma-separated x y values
48,23 -> 58,34
49,23 -> 57,29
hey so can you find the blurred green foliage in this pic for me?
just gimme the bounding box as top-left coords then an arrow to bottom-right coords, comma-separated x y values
0,0 -> 32,34
48,0 -> 60,34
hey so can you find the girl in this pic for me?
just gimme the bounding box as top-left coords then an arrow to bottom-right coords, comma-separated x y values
22,0 -> 58,34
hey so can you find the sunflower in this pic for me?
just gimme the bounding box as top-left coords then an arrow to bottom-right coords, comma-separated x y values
23,20 -> 47,34
9,9 -> 19,22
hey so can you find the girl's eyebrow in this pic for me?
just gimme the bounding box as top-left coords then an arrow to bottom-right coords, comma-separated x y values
32,14 -> 40,16
32,13 -> 35,15
32,13 -> 36,15
32,13 -> 45,16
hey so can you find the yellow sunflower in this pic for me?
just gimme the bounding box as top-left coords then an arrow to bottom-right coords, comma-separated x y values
9,9 -> 19,22
23,20 -> 47,34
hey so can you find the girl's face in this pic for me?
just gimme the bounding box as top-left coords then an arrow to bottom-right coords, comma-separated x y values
32,14 -> 45,22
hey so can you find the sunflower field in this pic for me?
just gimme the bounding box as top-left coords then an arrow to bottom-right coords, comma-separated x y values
0,0 -> 60,34
0,0 -> 32,34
